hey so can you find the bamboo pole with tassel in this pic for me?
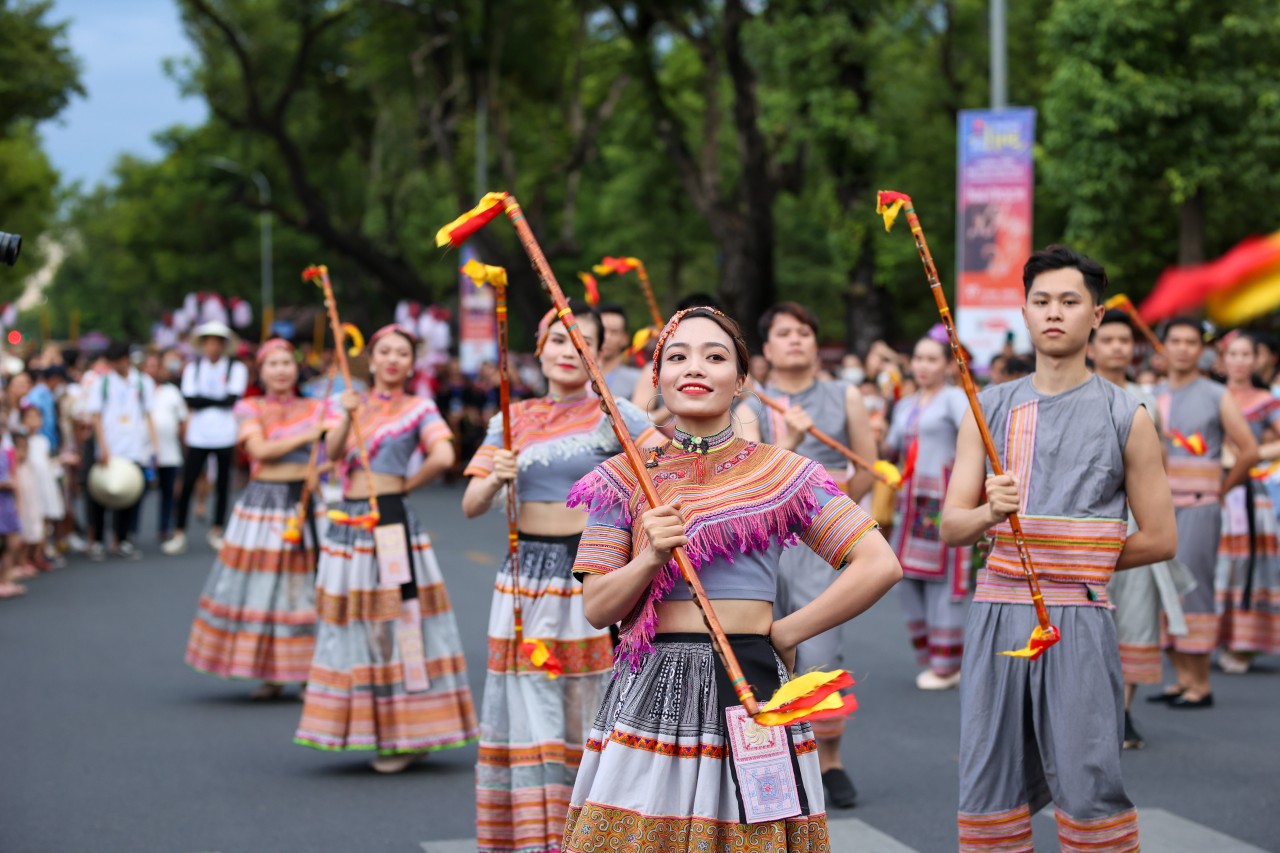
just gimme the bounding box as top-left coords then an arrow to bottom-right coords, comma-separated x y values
752,385 -> 901,487
593,256 -> 665,330
462,259 -> 562,677
437,193 -> 857,724
876,191 -> 1060,659
301,265 -> 380,530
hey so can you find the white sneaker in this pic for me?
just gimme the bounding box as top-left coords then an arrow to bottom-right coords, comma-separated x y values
916,669 -> 962,691
116,541 -> 142,561
161,532 -> 188,555
1218,651 -> 1252,675
87,542 -> 106,562
207,531 -> 225,552
371,753 -> 420,774
66,533 -> 88,554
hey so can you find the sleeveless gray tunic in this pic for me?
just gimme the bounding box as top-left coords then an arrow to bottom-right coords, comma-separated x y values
745,378 -> 853,482
977,375 -> 1137,603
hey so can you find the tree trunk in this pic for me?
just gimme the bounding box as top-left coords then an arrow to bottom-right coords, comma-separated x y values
1179,193 -> 1205,266
715,215 -> 774,349
844,229 -> 886,356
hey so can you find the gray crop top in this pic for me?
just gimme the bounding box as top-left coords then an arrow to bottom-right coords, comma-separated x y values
465,395 -> 656,504
234,396 -> 325,474
340,396 -> 453,477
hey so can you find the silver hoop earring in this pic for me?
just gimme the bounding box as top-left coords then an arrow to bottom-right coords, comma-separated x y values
732,388 -> 761,427
645,392 -> 675,429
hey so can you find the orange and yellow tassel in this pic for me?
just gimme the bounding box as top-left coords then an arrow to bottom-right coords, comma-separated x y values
522,638 -> 563,679
1171,429 -> 1208,456
754,670 -> 858,727
327,509 -> 380,530
1000,624 -> 1061,660
876,191 -> 912,232
435,192 -> 510,248
281,515 -> 303,544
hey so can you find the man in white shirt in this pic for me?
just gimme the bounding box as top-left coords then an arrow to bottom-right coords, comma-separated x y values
163,322 -> 248,555
85,342 -> 158,560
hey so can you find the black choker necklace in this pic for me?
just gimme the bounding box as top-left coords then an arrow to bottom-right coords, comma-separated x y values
673,425 -> 734,454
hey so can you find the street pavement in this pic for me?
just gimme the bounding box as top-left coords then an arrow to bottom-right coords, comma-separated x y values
2,482 -> 1278,852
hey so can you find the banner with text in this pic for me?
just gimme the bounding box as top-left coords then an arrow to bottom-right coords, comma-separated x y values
956,108 -> 1036,373
458,244 -> 498,376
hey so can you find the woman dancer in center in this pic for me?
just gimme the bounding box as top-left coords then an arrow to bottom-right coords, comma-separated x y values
1216,332 -> 1280,672
463,302 -> 660,853
185,338 -> 324,699
883,331 -> 972,690
294,323 -> 478,773
563,307 -> 901,852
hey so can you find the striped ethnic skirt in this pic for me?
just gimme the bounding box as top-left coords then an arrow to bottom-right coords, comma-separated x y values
184,480 -> 320,683
294,494 -> 479,754
563,634 -> 829,853
476,532 -> 614,853
1216,481 -> 1280,654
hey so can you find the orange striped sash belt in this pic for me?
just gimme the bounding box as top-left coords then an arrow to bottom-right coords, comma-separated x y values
1166,457 -> 1222,508
986,515 -> 1126,587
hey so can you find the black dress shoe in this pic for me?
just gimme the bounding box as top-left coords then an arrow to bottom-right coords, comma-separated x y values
1122,712 -> 1145,749
1146,688 -> 1184,703
1168,693 -> 1214,709
822,768 -> 858,809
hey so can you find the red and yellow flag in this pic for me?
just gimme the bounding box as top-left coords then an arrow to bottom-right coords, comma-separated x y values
435,192 -> 510,248
1139,231 -> 1280,324
578,272 -> 601,306
593,256 -> 642,276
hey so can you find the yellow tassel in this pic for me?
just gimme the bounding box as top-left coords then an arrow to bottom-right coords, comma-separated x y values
434,192 -> 509,247
327,510 -> 350,523
341,322 -> 364,357
754,692 -> 846,727
877,198 -> 905,232
759,669 -> 846,711
999,624 -> 1060,659
461,259 -> 509,288
873,460 -> 902,488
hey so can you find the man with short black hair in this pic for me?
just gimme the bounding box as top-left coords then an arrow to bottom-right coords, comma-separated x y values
1091,308 -> 1190,749
737,300 -> 877,809
596,301 -> 642,400
85,341 -> 157,561
943,245 -> 1175,852
1152,317 -> 1257,708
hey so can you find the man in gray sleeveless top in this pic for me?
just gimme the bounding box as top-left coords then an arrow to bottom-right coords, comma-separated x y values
1151,317 -> 1257,709
1091,308 -> 1194,749
942,246 -> 1175,853
736,301 -> 876,809
597,302 -> 642,401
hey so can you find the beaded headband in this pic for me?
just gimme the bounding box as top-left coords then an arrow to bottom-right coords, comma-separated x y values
534,308 -> 558,356
255,337 -> 294,365
650,306 -> 730,387
368,323 -> 418,350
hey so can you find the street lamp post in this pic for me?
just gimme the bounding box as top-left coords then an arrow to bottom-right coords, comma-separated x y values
208,157 -> 273,339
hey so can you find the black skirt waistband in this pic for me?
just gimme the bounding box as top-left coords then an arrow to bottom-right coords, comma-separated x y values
653,632 -> 771,644
516,530 -> 583,546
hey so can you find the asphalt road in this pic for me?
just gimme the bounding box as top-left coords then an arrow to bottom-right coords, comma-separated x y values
2,483 -> 1278,852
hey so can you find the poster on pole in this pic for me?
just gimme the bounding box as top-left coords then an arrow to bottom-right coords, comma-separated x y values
955,108 -> 1036,373
458,244 -> 497,376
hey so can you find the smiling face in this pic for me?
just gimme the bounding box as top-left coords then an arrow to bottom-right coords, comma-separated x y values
762,311 -> 818,372
657,317 -> 744,426
539,315 -> 599,393
1223,336 -> 1257,384
370,332 -> 414,389
1021,267 -> 1102,357
259,349 -> 298,394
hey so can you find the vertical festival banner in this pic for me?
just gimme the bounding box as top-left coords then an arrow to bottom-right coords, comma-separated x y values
458,244 -> 498,375
955,108 -> 1036,372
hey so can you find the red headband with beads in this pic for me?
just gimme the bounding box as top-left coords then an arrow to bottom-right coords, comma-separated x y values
650,306 -> 729,387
